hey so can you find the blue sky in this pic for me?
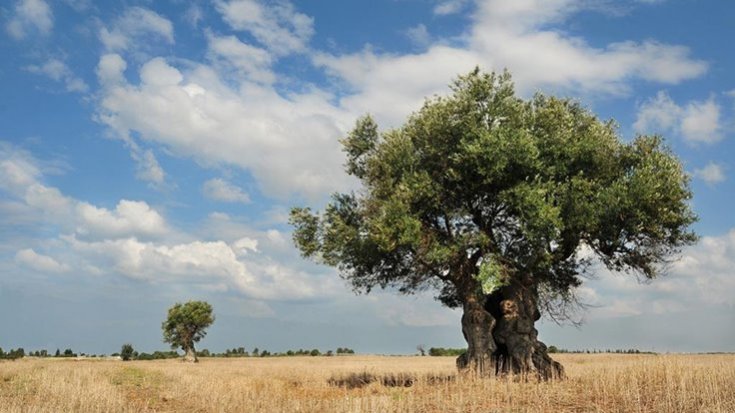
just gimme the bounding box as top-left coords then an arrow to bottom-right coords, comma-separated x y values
1,0 -> 733,355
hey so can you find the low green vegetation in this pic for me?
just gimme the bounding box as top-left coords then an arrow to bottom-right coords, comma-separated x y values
428,347 -> 466,357
196,347 -> 356,358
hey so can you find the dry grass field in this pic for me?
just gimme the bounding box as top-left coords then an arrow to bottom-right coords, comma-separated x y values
0,353 -> 733,412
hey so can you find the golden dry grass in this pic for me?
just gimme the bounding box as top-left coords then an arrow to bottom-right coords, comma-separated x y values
0,353 -> 733,412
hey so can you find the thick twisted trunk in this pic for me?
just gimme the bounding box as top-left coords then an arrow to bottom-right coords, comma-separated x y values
456,293 -> 496,375
182,344 -> 198,363
486,276 -> 564,380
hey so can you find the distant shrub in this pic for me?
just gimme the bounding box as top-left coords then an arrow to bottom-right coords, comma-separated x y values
428,347 -> 466,357
0,347 -> 25,360
120,344 -> 134,361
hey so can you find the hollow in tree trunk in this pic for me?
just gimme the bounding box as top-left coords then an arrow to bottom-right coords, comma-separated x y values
456,293 -> 497,375
182,345 -> 198,363
486,275 -> 564,380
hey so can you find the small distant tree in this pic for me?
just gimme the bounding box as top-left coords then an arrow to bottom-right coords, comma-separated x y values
252,347 -> 259,357
417,344 -> 426,356
120,344 -> 135,361
63,348 -> 74,357
310,349 -> 321,356
162,301 -> 215,363
55,348 -> 60,357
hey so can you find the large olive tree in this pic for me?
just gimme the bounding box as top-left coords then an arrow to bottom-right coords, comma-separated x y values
290,69 -> 696,379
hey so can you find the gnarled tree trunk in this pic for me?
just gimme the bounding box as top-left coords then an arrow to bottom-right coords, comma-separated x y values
486,275 -> 564,380
456,293 -> 496,375
182,345 -> 198,363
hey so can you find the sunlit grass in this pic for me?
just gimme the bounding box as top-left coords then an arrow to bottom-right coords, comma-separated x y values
0,354 -> 733,412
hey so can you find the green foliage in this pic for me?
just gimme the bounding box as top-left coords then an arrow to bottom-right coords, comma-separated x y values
120,343 -> 134,361
135,351 -> 179,360
428,347 -> 466,357
162,301 -> 215,352
476,254 -> 509,294
291,68 -> 697,316
0,347 -> 25,360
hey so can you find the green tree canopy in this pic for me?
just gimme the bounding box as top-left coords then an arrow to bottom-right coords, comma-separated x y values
120,343 -> 134,361
162,301 -> 214,363
290,69 -> 696,378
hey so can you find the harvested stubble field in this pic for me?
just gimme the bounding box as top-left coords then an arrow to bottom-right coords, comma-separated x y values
0,353 -> 733,413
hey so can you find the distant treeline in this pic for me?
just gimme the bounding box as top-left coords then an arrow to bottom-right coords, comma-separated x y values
0,346 -> 358,361
547,346 -> 657,355
428,347 -> 466,357
114,350 -> 180,360
195,347 -> 356,358
0,347 -> 90,359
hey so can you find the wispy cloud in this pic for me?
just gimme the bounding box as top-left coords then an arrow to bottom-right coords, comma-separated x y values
15,248 -> 69,273
694,162 -> 726,186
214,0 -> 313,56
26,58 -> 89,93
99,7 -> 173,52
404,24 -> 431,48
433,0 -> 469,16
5,0 -> 53,40
203,178 -> 251,204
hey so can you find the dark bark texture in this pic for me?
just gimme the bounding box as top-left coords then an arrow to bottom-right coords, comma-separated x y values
457,275 -> 564,380
183,345 -> 198,363
456,295 -> 496,373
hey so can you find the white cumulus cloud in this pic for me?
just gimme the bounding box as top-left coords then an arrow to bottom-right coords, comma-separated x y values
95,55 -> 352,199
317,0 -> 707,128
75,200 -> 168,240
0,143 -> 170,240
64,235 -> 333,301
635,91 -> 723,144
680,99 -> 722,144
633,91 -> 681,132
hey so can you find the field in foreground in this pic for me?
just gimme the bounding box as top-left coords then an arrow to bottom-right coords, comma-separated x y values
1,354 -> 733,412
